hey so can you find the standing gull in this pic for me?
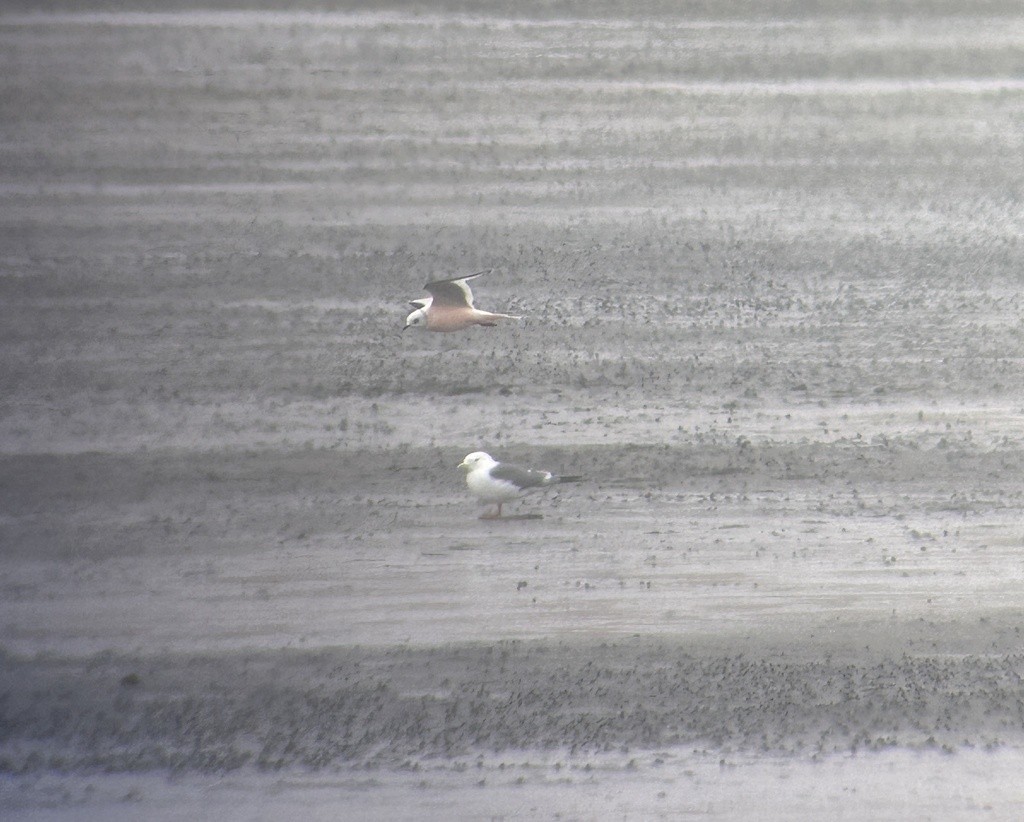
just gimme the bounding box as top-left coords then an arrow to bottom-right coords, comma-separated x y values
403,270 -> 522,332
458,451 -> 582,519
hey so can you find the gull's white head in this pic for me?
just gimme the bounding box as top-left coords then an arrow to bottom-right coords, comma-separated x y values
403,306 -> 428,331
459,451 -> 496,472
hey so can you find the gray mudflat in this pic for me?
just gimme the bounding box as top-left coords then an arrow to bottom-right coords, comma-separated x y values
2,2 -> 1024,819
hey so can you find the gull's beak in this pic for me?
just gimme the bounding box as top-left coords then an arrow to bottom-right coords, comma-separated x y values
457,460 -> 469,470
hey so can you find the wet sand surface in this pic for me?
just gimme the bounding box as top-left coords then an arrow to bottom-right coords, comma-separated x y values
2,2 -> 1024,818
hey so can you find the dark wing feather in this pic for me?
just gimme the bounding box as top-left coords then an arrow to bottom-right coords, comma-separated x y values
489,463 -> 553,491
423,269 -> 491,308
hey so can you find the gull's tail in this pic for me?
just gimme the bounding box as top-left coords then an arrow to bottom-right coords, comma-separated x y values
476,310 -> 524,326
554,475 -> 583,484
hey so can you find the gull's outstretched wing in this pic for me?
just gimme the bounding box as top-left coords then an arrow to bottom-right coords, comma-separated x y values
423,269 -> 491,309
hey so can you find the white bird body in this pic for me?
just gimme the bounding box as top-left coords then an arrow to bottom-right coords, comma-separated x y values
458,451 -> 582,519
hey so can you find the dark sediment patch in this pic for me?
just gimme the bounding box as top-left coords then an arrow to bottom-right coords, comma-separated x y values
3,634 -> 1023,774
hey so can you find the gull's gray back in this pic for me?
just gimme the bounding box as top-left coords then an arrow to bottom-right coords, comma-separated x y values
489,463 -> 552,490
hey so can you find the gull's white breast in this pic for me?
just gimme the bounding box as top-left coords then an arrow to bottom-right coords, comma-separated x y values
467,467 -> 521,503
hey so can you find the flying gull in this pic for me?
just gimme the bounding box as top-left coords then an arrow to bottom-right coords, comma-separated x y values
403,270 -> 522,332
458,451 -> 582,519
